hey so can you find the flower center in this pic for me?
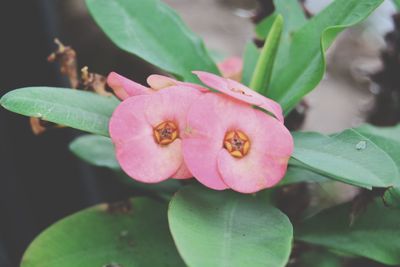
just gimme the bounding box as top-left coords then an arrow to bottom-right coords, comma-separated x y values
153,121 -> 179,145
223,130 -> 250,158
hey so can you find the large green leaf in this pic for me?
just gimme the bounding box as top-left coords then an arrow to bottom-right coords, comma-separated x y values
21,198 -> 185,267
86,0 -> 219,82
0,87 -> 118,136
278,165 -> 329,186
291,129 -> 398,189
296,199 -> 400,265
267,0 -> 383,113
356,124 -> 400,207
356,124 -> 400,178
168,185 -> 293,267
69,134 -> 119,170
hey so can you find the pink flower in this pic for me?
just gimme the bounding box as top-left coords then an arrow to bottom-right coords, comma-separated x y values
107,71 -> 292,193
182,92 -> 293,193
193,71 -> 284,122
109,85 -> 201,182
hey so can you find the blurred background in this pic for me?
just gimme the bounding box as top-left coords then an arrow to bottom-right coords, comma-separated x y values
0,0 -> 399,266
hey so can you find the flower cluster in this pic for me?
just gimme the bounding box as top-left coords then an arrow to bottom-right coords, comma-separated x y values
108,62 -> 293,193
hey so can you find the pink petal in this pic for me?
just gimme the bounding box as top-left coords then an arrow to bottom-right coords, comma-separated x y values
172,161 -> 193,179
144,86 -> 201,133
218,57 -> 243,81
109,94 -> 150,143
193,71 -> 284,122
117,136 -> 184,183
182,93 -> 230,190
107,72 -> 152,100
147,74 -> 209,93
217,109 -> 293,193
146,75 -> 178,90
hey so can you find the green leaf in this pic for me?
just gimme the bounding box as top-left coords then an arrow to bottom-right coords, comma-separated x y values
0,87 -> 118,136
384,186 -> 400,208
356,124 -> 400,180
209,50 -> 226,63
168,185 -> 293,267
278,166 -> 329,186
297,250 -> 343,267
250,15 -> 283,94
267,0 -> 383,114
296,199 -> 400,265
393,0 -> 400,10
21,198 -> 185,267
291,129 -> 398,189
356,124 -> 400,208
255,13 -> 278,40
86,0 -> 219,82
256,1 -> 307,39
241,42 -> 260,86
69,135 -> 119,170
274,0 -> 307,34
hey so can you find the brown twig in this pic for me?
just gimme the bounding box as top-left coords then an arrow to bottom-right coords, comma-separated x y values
30,39 -> 111,135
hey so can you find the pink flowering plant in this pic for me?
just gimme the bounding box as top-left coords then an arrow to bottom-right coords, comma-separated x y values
2,0 -> 400,266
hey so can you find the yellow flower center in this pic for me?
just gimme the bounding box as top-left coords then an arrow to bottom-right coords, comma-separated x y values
153,121 -> 179,145
223,130 -> 251,158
